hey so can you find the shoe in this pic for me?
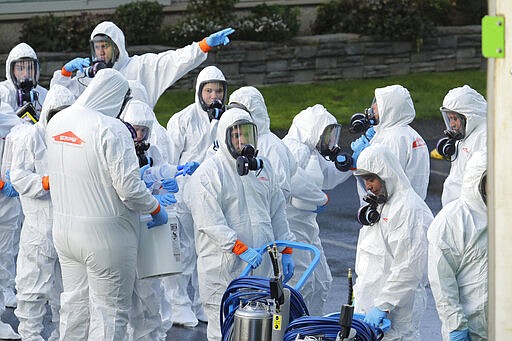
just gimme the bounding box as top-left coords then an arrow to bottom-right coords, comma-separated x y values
0,321 -> 20,339
171,305 -> 198,328
4,288 -> 16,308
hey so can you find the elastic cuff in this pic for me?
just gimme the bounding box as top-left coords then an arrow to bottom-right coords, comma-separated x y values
199,38 -> 212,53
150,204 -> 161,216
281,247 -> 293,254
61,66 -> 72,77
0,180 -> 4,191
232,239 -> 248,255
42,176 -> 50,191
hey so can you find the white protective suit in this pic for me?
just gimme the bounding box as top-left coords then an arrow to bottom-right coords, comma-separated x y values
282,104 -> 352,315
184,108 -> 295,341
366,84 -> 430,200
163,66 -> 226,327
10,84 -> 75,341
0,102 -> 23,339
228,86 -> 297,202
354,144 -> 432,341
46,69 -> 160,340
428,151 -> 487,340
440,85 -> 487,207
0,42 -> 47,115
51,21 -> 207,109
120,99 -> 170,340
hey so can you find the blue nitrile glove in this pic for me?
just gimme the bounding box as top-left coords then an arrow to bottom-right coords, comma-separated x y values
1,181 -> 19,197
281,254 -> 295,283
239,248 -> 263,268
449,329 -> 470,341
351,134 -> 371,154
365,126 -> 376,140
64,57 -> 90,73
205,27 -> 235,47
162,178 -> 179,193
147,206 -> 168,229
154,193 -> 177,207
363,307 -> 387,329
175,161 -> 200,177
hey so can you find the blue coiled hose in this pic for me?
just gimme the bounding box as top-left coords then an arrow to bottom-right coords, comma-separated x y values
220,276 -> 309,341
283,315 -> 385,341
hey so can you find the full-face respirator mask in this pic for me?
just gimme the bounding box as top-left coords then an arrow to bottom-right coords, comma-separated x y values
11,58 -> 40,107
198,80 -> 227,121
122,121 -> 152,168
317,123 -> 352,172
226,120 -> 263,176
436,110 -> 466,160
349,107 -> 378,134
357,191 -> 386,226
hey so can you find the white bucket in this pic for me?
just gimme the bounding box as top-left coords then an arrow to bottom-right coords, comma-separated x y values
137,206 -> 181,279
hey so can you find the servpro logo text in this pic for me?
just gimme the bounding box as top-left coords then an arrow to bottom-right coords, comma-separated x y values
52,131 -> 85,145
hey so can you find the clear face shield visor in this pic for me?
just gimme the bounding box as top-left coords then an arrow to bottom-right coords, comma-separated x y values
10,58 -> 39,89
440,108 -> 466,138
90,35 -> 118,67
226,120 -> 258,159
354,171 -> 388,201
132,125 -> 150,142
317,123 -> 342,157
198,80 -> 227,112
365,97 -> 378,124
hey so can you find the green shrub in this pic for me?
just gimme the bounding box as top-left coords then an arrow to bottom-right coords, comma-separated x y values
235,4 -> 300,42
20,13 -> 107,52
20,14 -> 65,52
161,18 -> 225,47
312,0 -> 450,42
113,1 -> 164,45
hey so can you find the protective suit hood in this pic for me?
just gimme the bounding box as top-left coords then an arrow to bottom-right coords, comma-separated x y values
39,84 -> 75,128
194,66 -> 226,114
121,99 -> 154,137
229,86 -> 270,135
286,104 -> 337,150
127,80 -> 150,105
90,21 -> 130,71
75,68 -> 129,118
216,107 -> 254,162
374,85 -> 415,130
441,85 -> 487,138
5,42 -> 38,85
355,144 -> 410,198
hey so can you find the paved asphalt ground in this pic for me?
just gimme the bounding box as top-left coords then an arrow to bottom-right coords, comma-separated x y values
0,119 -> 450,340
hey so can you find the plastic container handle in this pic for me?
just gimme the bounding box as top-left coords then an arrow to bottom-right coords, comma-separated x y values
239,240 -> 321,292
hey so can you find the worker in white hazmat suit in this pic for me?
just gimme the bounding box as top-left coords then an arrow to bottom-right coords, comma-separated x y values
46,68 -> 168,340
51,21 -> 234,108
124,80 -> 175,163
282,104 -> 352,315
0,42 -> 47,116
228,86 -> 297,202
121,99 -> 179,340
184,107 -> 296,341
350,84 -> 429,200
353,144 -> 432,340
163,65 -> 227,327
0,101 -> 23,339
9,84 -> 75,341
428,151 -> 488,341
436,85 -> 487,207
